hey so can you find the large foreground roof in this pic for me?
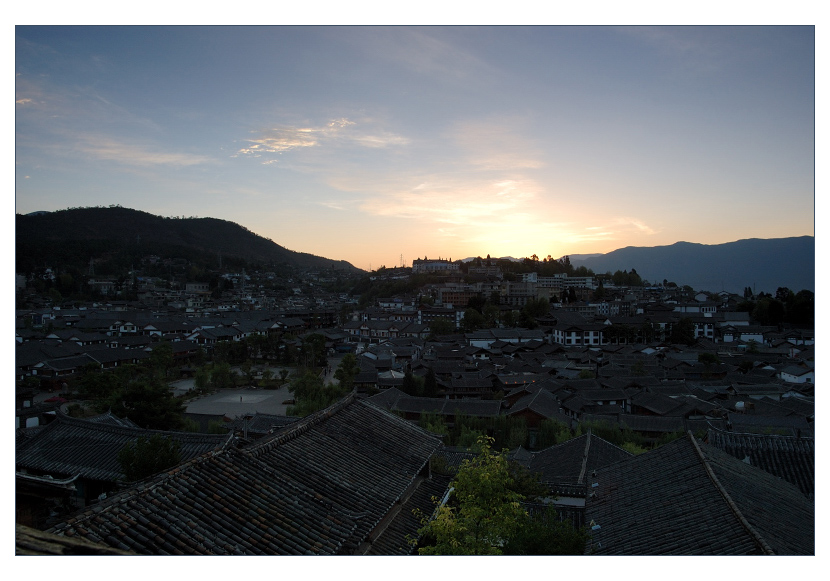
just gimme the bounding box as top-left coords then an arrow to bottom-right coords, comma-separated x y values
47,395 -> 442,555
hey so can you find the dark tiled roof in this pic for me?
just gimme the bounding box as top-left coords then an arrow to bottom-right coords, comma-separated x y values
379,394 -> 502,418
630,391 -> 684,415
366,474 -> 452,555
619,414 -> 686,434
82,411 -> 140,428
506,388 -> 562,420
727,412 -> 813,437
706,427 -> 814,496
16,413 -> 233,483
226,413 -> 299,437
47,396 -> 442,555
584,433 -> 814,555
526,433 -> 631,486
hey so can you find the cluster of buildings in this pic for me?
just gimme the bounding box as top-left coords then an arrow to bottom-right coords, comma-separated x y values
15,261 -> 815,555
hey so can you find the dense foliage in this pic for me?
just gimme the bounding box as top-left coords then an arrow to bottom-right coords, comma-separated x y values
286,371 -> 347,417
118,434 -> 182,482
415,437 -> 588,555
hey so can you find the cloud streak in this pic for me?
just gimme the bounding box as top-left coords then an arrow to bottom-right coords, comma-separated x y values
360,178 -> 540,225
74,135 -> 211,167
237,118 -> 409,160
450,118 -> 545,171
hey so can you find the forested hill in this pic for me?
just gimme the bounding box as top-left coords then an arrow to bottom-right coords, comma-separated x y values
16,207 -> 361,274
570,236 -> 814,295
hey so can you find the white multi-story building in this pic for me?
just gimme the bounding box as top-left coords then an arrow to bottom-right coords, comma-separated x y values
411,258 -> 460,274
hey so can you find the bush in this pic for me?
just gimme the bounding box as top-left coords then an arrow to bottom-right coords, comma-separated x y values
118,434 -> 181,482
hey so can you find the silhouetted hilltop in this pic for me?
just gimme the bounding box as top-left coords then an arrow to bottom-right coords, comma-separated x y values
16,207 -> 361,274
571,237 -> 814,294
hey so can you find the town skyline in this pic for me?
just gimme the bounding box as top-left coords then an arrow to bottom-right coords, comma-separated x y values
15,25 -> 815,271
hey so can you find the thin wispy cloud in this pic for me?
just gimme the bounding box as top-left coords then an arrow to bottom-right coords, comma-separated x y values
237,118 -> 409,160
450,119 -> 544,171
560,217 -> 660,245
616,217 -> 659,236
360,178 -> 540,226
75,135 -> 211,167
351,27 -> 496,82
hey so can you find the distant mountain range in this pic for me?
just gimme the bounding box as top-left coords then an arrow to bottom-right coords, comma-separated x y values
568,237 -> 814,294
16,207 -> 361,274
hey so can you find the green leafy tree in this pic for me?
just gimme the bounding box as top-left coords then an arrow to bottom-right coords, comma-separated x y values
210,361 -> 235,389
483,303 -> 500,328
148,341 -> 174,379
240,359 -> 255,384
423,367 -> 439,398
460,308 -> 486,332
112,377 -> 185,430
502,506 -> 589,555
300,333 -> 328,368
402,371 -> 425,397
207,419 -> 229,434
76,364 -> 118,401
118,434 -> 182,482
194,366 -> 211,390
416,437 -> 528,555
536,419 -> 572,449
788,289 -> 814,327
286,371 -> 346,417
501,309 -> 518,328
419,412 -> 449,437
753,296 -> 786,327
669,317 -> 696,346
427,318 -> 455,338
333,353 -> 359,390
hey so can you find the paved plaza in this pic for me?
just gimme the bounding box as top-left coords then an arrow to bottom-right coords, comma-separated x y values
184,386 -> 294,418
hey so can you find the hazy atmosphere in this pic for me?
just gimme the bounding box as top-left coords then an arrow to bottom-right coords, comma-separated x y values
15,25 -> 815,270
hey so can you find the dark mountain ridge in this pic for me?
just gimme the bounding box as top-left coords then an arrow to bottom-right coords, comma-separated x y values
570,237 -> 814,294
16,206 -> 361,274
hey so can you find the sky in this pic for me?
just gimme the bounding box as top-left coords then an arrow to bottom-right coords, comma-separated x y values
14,25 -> 815,271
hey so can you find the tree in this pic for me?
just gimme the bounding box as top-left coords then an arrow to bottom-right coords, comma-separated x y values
416,437 -> 527,555
460,308 -> 486,332
334,353 -> 359,390
194,366 -> 211,390
149,341 -> 173,378
300,333 -> 328,368
240,359 -> 255,384
76,363 -> 120,401
502,506 -> 589,555
753,297 -> 785,327
210,361 -> 235,389
501,309 -> 518,328
118,434 -> 182,482
113,376 -> 185,430
401,371 -> 425,397
287,371 -> 346,417
669,317 -> 696,346
427,318 -> 455,338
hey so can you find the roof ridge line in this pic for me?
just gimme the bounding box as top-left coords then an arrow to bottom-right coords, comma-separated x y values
577,430 -> 591,484
687,431 -> 775,555
242,392 -> 356,457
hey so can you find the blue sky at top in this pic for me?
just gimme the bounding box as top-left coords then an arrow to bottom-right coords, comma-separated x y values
15,25 -> 815,269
